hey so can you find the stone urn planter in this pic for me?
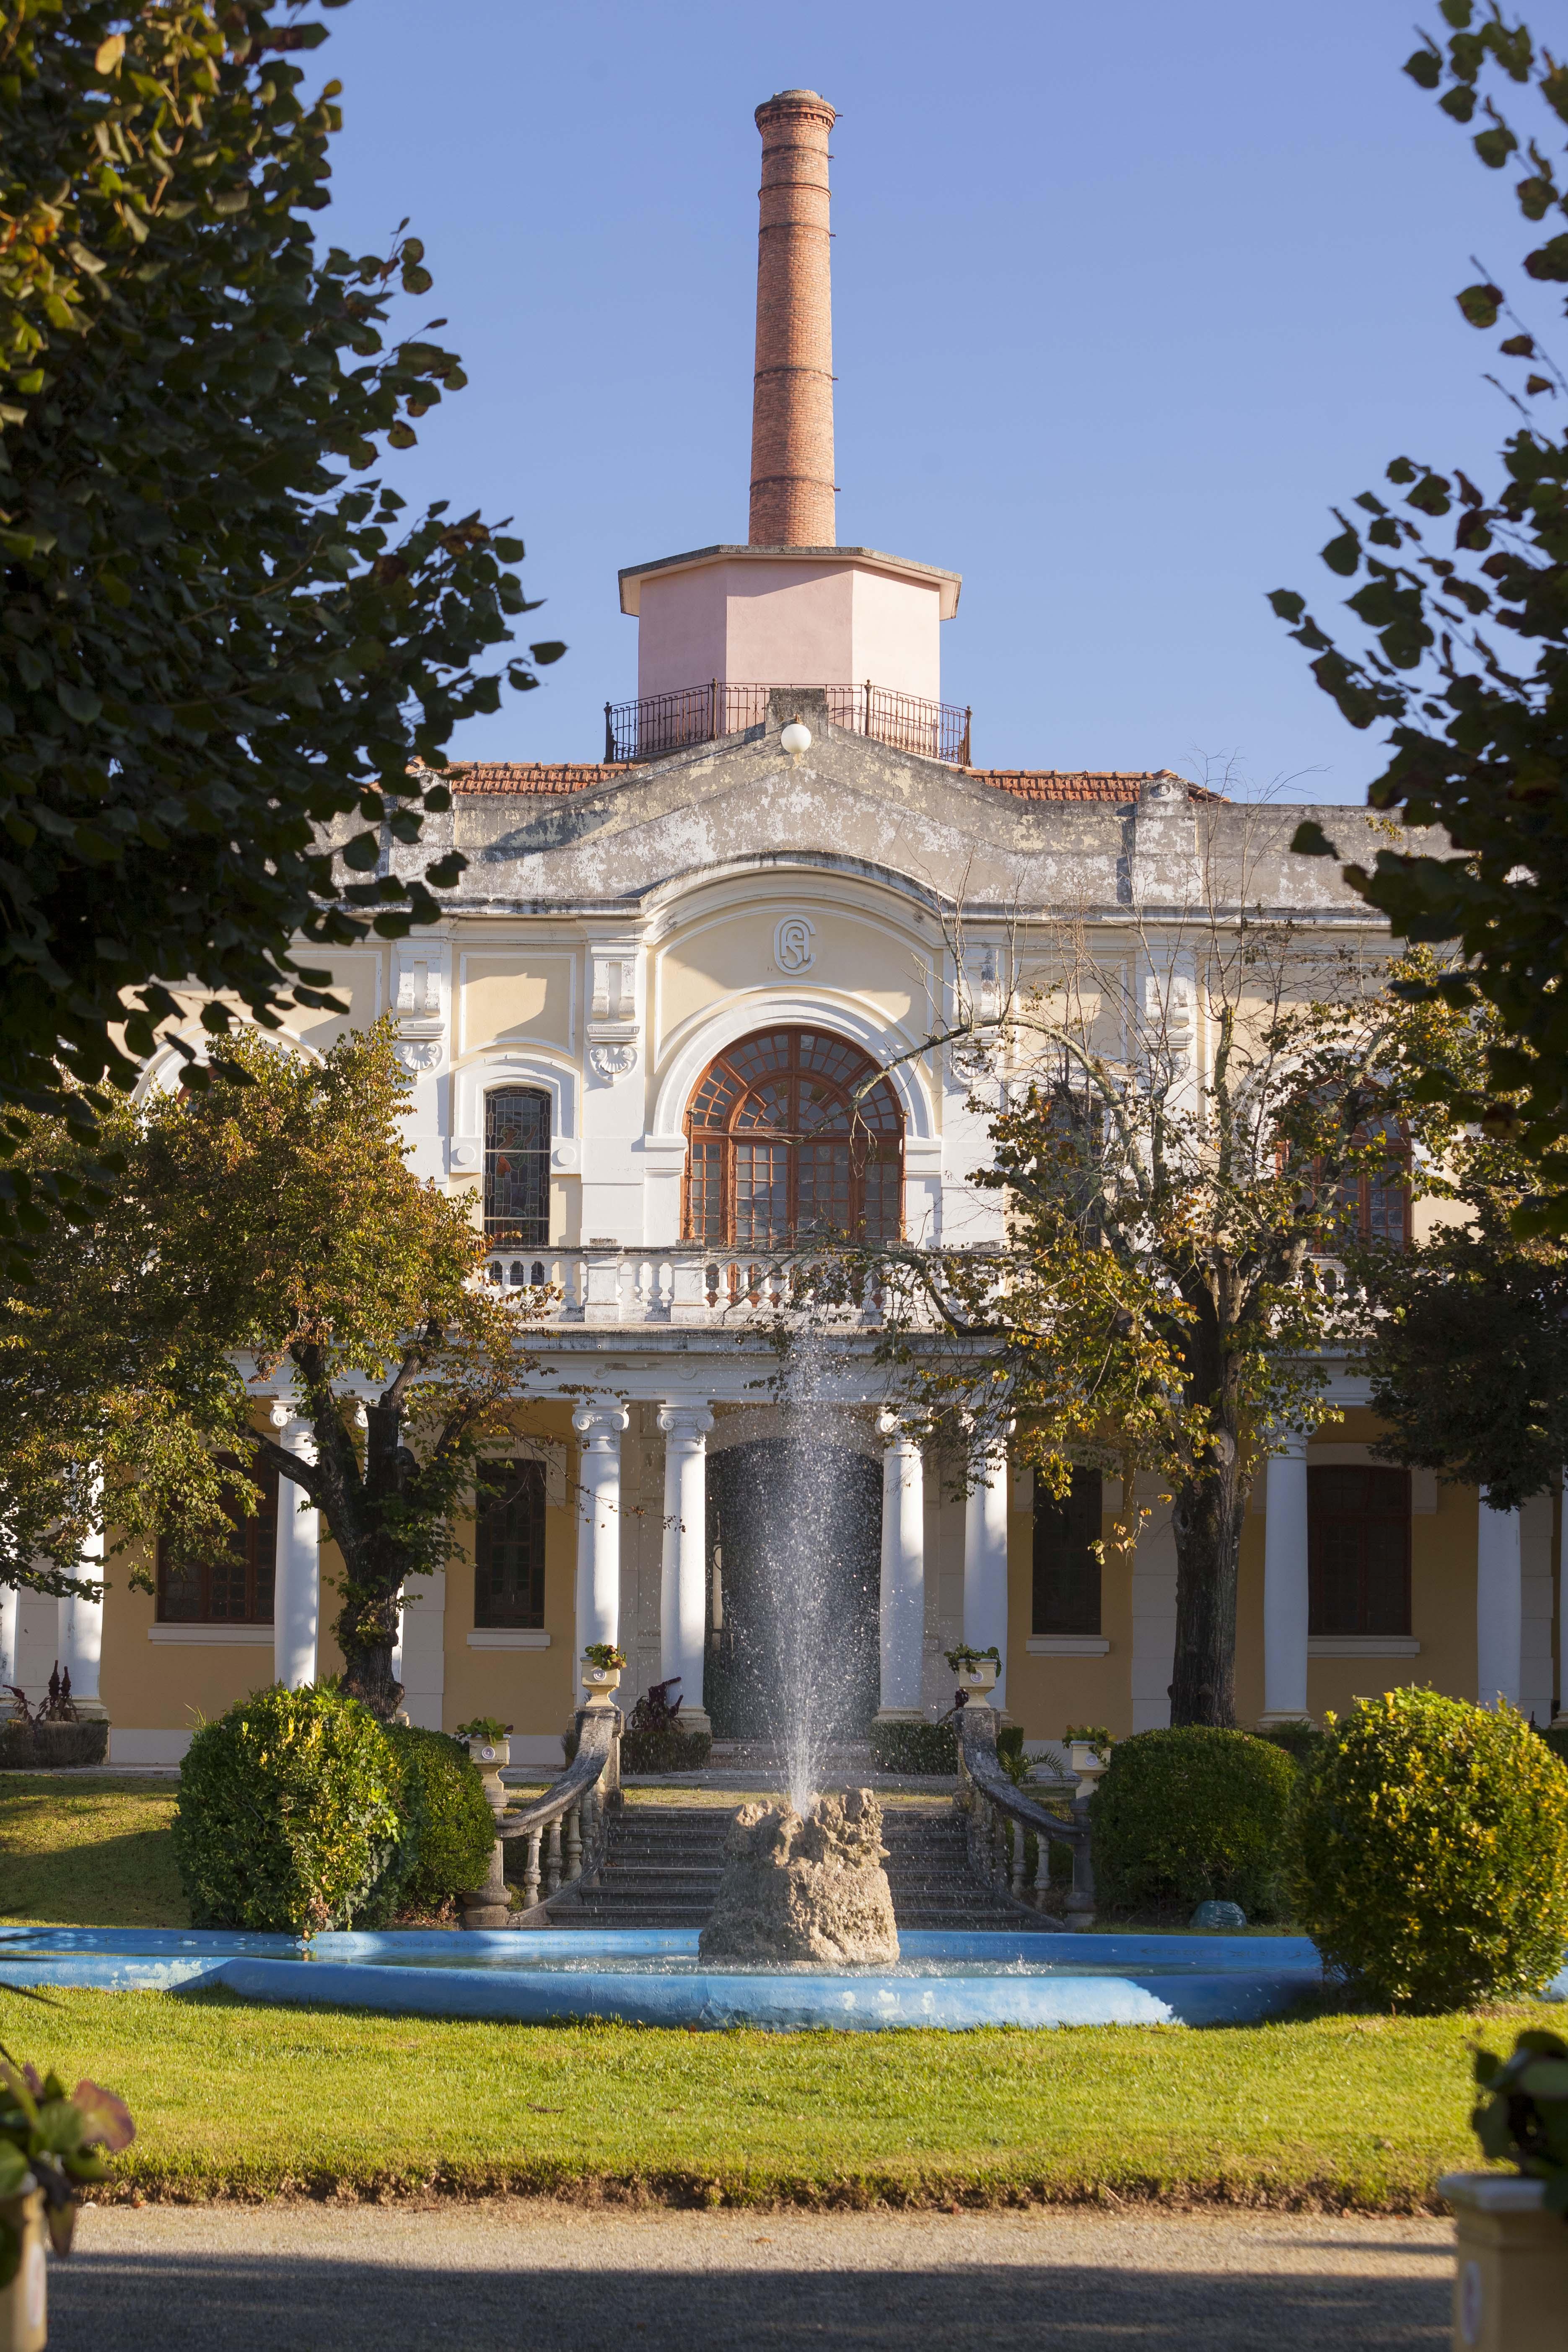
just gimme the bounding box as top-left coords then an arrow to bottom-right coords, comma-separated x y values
465,1734 -> 510,1822
581,1663 -> 622,1707
953,1658 -> 998,1703
0,2179 -> 47,2352
1068,1738 -> 1108,1800
1440,2173 -> 1568,2349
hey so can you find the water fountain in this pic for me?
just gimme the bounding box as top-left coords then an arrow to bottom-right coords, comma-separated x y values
0,1341 -> 1333,2027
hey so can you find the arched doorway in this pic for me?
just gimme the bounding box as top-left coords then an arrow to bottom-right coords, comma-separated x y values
683,1027 -> 904,1247
705,1440 -> 881,1741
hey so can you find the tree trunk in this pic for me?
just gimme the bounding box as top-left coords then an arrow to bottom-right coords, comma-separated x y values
338,1603 -> 403,1720
1168,1458 -> 1247,1727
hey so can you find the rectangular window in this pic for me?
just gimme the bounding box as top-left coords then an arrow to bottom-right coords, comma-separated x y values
485,1089 -> 551,1245
1308,1464 -> 1410,1636
1032,1468 -> 1103,1636
474,1458 -> 547,1629
156,1463 -> 278,1624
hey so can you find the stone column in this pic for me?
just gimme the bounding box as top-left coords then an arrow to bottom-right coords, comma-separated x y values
573,1406 -> 630,1666
58,1507 -> 107,1721
876,1413 -> 925,1722
0,1577 -> 16,1704
270,1407 -> 321,1691
657,1404 -> 713,1733
1477,1489 -> 1522,1710
1258,1438 -> 1312,1728
962,1440 -> 1010,1714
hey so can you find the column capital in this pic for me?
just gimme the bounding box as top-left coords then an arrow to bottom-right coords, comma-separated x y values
876,1409 -> 923,1448
656,1403 -> 714,1443
269,1401 -> 316,1457
1265,1429 -> 1310,1461
573,1405 -> 631,1446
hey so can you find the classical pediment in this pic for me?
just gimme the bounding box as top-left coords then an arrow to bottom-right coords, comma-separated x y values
428,720 -> 1394,923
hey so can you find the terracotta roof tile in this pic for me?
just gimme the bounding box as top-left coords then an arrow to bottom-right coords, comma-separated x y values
443,762 -> 632,795
970,768 -> 1214,803
439,760 -> 1215,803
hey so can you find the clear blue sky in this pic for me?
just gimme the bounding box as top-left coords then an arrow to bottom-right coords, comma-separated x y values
308,0 -> 1541,800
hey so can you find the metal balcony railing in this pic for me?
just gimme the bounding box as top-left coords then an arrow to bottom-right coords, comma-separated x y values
604,681 -> 972,768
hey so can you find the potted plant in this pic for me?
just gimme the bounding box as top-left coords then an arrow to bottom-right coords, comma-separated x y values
944,1644 -> 1000,1702
581,1643 -> 627,1705
0,2062 -> 135,2350
1065,1723 -> 1112,1798
455,1715 -> 512,1771
1439,2027 -> 1568,2348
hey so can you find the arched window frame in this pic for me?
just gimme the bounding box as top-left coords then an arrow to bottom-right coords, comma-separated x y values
681,1026 -> 905,1248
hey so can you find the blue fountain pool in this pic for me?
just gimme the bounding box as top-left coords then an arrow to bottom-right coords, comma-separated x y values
0,1925 -> 1340,2030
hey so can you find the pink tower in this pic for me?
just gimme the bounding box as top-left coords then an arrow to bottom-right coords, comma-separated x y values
618,89 -> 960,715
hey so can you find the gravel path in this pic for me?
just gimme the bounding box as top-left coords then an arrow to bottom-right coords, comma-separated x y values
47,2200 -> 1453,2349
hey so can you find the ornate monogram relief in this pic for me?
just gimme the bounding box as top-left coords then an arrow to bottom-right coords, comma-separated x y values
773,914 -> 816,974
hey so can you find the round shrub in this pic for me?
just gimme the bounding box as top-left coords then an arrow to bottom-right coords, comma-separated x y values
384,1723 -> 496,1912
173,1682 -> 413,1932
1293,1687 -> 1568,2011
1088,1727 -> 1299,1920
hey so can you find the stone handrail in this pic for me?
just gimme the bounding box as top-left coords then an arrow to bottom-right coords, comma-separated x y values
460,1707 -> 621,1929
953,1702 -> 1096,1928
481,1243 -> 893,1328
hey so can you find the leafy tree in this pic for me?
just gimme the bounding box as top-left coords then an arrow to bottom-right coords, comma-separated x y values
0,0 -> 563,1265
1350,988 -> 1568,1509
1276,6 -> 1568,1215
871,901 -> 1404,1727
0,1024 -> 548,1713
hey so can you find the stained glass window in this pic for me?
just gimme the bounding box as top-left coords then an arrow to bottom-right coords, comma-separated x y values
485,1088 -> 551,1245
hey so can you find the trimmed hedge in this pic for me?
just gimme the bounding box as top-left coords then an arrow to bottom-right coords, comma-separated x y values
384,1723 -> 496,1912
1293,1687 -> 1568,2011
868,1720 -> 957,1775
1088,1726 -> 1298,1920
173,1683 -> 413,1933
1254,1720 -> 1324,1770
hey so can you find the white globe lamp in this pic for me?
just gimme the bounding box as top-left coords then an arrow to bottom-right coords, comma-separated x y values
780,719 -> 812,756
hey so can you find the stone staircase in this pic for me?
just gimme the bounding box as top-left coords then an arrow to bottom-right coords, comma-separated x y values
558,1801 -> 1032,1932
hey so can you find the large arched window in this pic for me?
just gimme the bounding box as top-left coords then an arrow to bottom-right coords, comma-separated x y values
683,1028 -> 903,1247
485,1087 -> 550,1245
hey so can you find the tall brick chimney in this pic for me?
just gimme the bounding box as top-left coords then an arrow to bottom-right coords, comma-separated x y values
749,88 -> 837,548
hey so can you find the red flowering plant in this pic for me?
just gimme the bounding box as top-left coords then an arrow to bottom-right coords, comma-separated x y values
0,2056 -> 135,2279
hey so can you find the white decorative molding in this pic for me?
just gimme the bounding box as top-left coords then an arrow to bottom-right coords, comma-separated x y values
394,956 -> 443,1016
393,1034 -> 443,1073
466,1629 -> 552,1650
148,1624 -> 274,1646
586,940 -> 640,1081
773,915 -> 816,974
1307,1634 -> 1421,1656
551,1140 -> 580,1170
1026,1635 -> 1110,1656
451,1054 -> 579,1164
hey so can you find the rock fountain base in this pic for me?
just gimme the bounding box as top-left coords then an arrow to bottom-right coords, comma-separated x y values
698,1788 -> 899,1964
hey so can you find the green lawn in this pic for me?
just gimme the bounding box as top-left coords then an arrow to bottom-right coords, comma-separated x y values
0,1774 -> 185,1927
0,1771 -> 1532,2214
0,1980 -> 1529,2210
